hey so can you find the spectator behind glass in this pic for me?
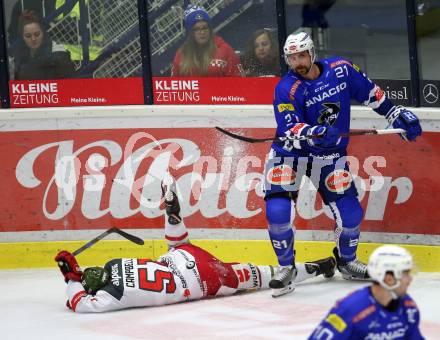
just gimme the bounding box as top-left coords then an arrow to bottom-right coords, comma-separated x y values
7,0 -> 55,45
242,29 -> 280,77
171,5 -> 243,77
13,10 -> 75,80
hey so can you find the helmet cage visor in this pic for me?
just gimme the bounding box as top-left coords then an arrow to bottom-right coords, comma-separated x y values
284,48 -> 315,68
81,267 -> 110,294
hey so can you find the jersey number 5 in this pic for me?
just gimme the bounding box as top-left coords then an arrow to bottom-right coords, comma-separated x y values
137,259 -> 176,293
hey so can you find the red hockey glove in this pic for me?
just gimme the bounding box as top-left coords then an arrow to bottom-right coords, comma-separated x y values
55,250 -> 83,283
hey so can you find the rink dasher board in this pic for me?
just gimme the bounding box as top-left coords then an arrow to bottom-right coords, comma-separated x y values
1,105 -> 439,271
1,237 -> 439,272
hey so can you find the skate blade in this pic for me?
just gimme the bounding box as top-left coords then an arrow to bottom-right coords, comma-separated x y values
271,284 -> 295,298
341,274 -> 372,282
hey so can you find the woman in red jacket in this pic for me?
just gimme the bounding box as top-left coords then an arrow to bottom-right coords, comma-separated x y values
171,5 -> 243,77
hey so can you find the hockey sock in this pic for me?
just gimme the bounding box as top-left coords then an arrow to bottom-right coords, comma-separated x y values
268,225 -> 295,266
231,263 -> 268,290
257,265 -> 275,289
266,196 -> 295,266
329,196 -> 363,263
165,220 -> 189,248
335,225 -> 360,262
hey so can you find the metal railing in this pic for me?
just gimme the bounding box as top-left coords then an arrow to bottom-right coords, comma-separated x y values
43,0 -> 253,77
94,0 -> 252,78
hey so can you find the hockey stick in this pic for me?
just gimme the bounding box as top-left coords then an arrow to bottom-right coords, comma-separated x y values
215,126 -> 404,143
339,128 -> 405,137
72,227 -> 144,256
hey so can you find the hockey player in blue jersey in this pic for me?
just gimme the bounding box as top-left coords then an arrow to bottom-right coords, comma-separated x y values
265,31 -> 422,297
309,245 -> 424,339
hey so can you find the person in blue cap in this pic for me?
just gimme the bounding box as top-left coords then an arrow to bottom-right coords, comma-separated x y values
171,4 -> 243,77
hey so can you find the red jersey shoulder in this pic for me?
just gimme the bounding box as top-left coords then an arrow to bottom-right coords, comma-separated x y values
329,59 -> 352,69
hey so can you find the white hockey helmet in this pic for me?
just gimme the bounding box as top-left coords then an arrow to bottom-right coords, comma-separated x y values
283,31 -> 315,67
367,245 -> 413,290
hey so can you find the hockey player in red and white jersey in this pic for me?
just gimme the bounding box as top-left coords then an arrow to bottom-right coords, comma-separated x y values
55,174 -> 337,313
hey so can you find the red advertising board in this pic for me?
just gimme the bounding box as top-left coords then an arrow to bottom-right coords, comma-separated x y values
1,127 -> 438,235
8,77 -> 279,107
9,78 -> 144,108
152,77 -> 279,104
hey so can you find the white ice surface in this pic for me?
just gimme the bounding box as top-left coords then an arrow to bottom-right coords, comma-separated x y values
1,269 -> 439,340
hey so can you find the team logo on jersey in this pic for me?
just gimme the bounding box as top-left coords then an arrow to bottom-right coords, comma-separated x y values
325,313 -> 347,332
266,164 -> 296,186
318,102 -> 340,125
186,261 -> 195,269
325,170 -> 352,192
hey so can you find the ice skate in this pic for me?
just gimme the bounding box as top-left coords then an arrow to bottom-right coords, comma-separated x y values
305,257 -> 336,278
269,264 -> 297,297
161,173 -> 182,225
333,247 -> 370,281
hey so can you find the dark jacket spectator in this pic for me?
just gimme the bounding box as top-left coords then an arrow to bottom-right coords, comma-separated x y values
171,5 -> 243,77
302,0 -> 337,29
13,10 -> 75,80
242,29 -> 280,77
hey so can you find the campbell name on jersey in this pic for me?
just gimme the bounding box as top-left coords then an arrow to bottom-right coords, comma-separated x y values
272,56 -> 394,158
102,252 -> 204,305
